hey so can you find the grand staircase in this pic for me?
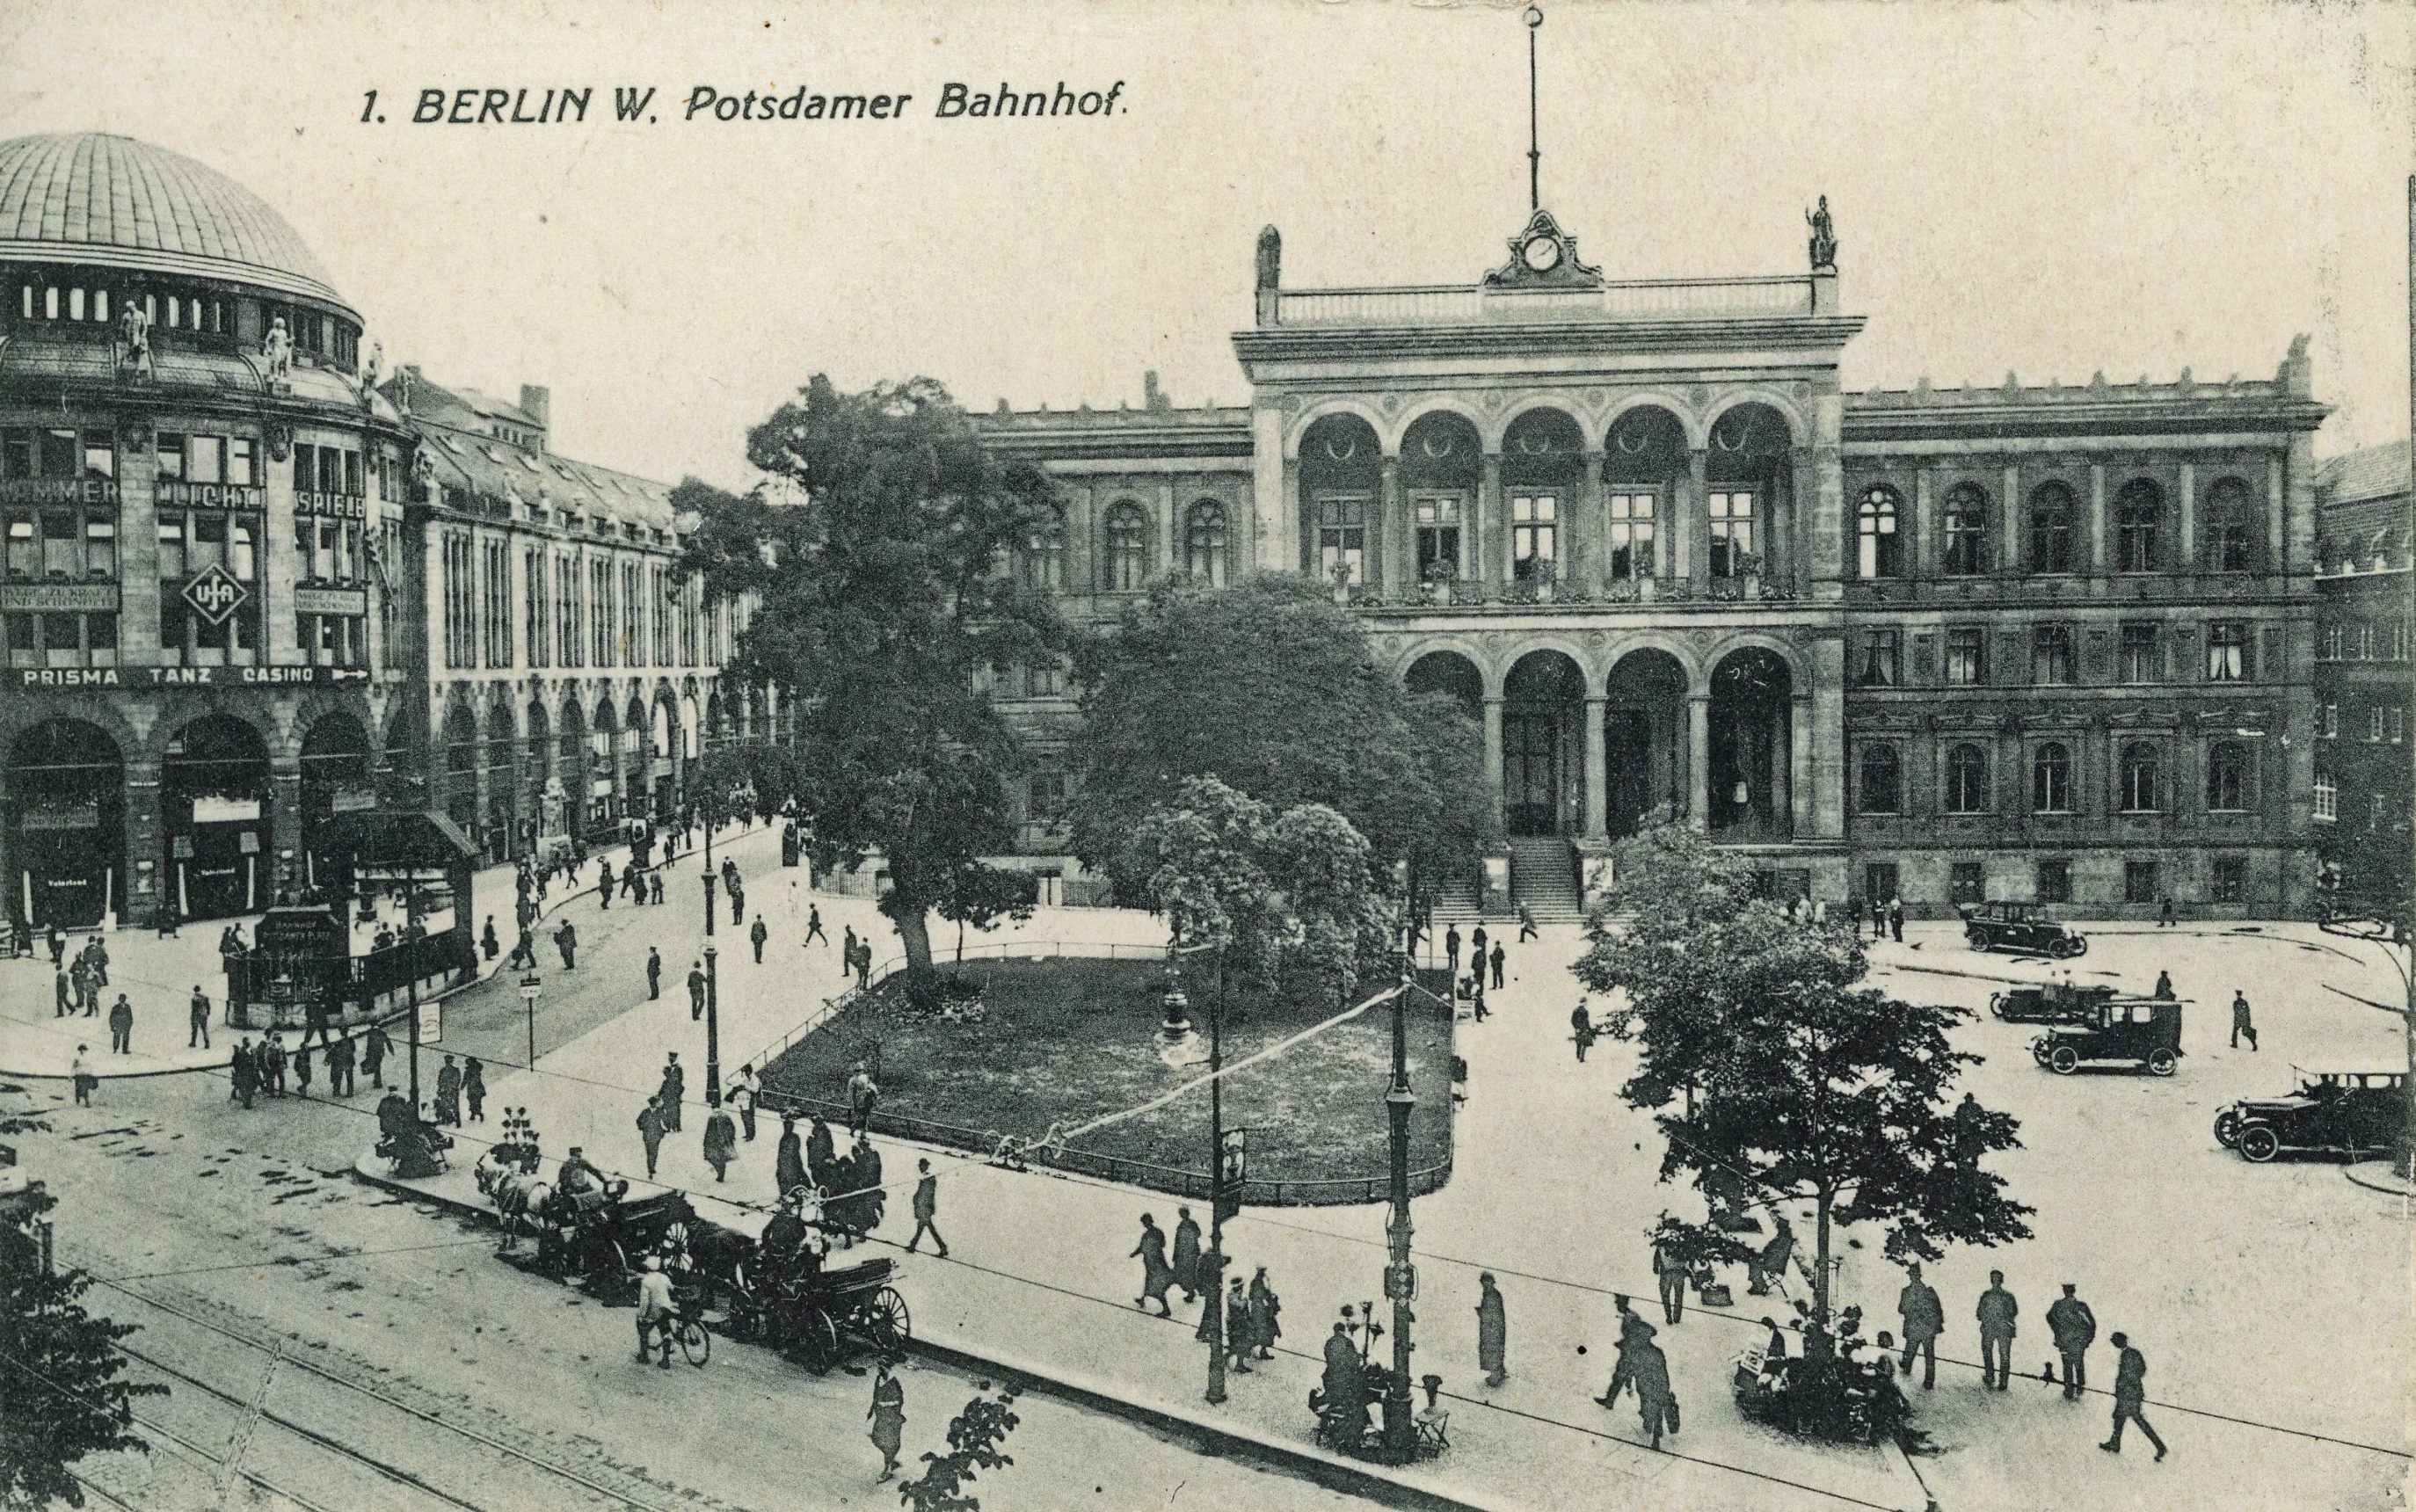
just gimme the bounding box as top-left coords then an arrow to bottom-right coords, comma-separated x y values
1508,837 -> 1584,924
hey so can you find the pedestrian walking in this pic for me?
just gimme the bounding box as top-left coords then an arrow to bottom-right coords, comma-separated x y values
1517,902 -> 1539,942
1470,977 -> 1488,1022
647,947 -> 662,1000
2048,1283 -> 2096,1400
1248,1265 -> 1281,1361
1470,923 -> 1488,973
1131,1213 -> 1175,1315
1476,1272 -> 1508,1385
729,881 -> 746,927
1488,940 -> 1506,991
481,916 -> 499,961
868,1359 -> 906,1483
1570,1000 -> 1596,1063
510,928 -> 535,970
804,905 -> 828,948
688,961 -> 706,1020
658,1053 -> 685,1132
293,1040 -> 314,1094
775,1115 -> 807,1197
1170,1205 -> 1204,1301
2230,990 -> 2257,1050
1193,1244 -> 1226,1342
906,1158 -> 949,1255
1224,1276 -> 1255,1373
1897,1263 -> 1944,1389
70,957 -> 94,1015
1651,1225 -> 1687,1325
1445,924 -> 1461,976
1977,1269 -> 2019,1390
647,871 -> 664,906
854,941 -> 872,989
847,1063 -> 878,1138
703,1106 -> 738,1181
729,1064 -> 758,1140
2099,1333 -> 2167,1458
637,1096 -> 668,1178
555,919 -> 578,970
1628,1336 -> 1678,1449
54,968 -> 71,1018
326,1033 -> 355,1097
47,926 -> 64,967
189,986 -> 212,1049
463,1057 -> 486,1121
229,1039 -> 258,1109
841,924 -> 858,970
434,1054 -> 462,1125
261,1033 -> 287,1095
363,1022 -> 390,1088
598,866 -> 613,911
750,915 -> 768,964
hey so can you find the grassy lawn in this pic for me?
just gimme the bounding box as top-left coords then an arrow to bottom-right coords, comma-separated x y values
760,956 -> 1456,1204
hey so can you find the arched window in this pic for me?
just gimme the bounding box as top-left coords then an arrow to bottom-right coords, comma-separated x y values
1020,506 -> 1066,590
2205,739 -> 2251,811
2031,742 -> 2071,814
2115,480 -> 2163,572
2027,483 -> 2077,574
1856,486 -> 1903,578
2201,477 -> 2255,572
1945,744 -> 1989,815
1941,483 -> 1989,576
1183,499 -> 1228,586
1102,501 -> 1149,591
2120,742 -> 2160,812
1857,744 -> 1902,815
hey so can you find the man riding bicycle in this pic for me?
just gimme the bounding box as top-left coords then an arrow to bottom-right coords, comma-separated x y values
635,1254 -> 679,1368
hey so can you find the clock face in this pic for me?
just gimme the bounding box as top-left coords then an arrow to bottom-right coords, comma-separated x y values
1522,235 -> 1562,273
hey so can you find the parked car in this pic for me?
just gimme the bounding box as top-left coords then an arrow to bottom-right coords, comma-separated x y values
2214,1070 -> 2410,1161
1989,981 -> 2121,1025
1961,901 -> 2088,958
2030,999 -> 2182,1075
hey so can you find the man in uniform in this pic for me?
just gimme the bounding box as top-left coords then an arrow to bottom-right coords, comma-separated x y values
2230,990 -> 2257,1050
2048,1283 -> 2097,1400
1976,1269 -> 2019,1391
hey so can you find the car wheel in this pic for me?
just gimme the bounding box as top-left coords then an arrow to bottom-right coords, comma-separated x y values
1967,931 -> 1990,952
1989,992 -> 2007,1020
2238,1126 -> 2281,1163
2146,1048 -> 2177,1076
2049,1044 -> 2080,1075
2213,1110 -> 2240,1148
2053,936 -> 2087,959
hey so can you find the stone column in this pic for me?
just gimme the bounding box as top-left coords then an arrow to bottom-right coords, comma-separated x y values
1250,406 -> 1285,575
1685,447 -> 1711,590
1910,465 -> 1935,582
2267,454 -> 2290,576
1808,389 -> 1847,591
1999,462 -> 2022,578
1479,453 -> 1503,588
2087,463 -> 2109,573
1379,456 -> 1403,594
1789,694 -> 1814,838
1685,693 -> 1711,831
1278,459 -> 1301,574
1574,451 -> 1605,593
1583,694 -> 1609,840
270,755 -> 304,896
1810,635 -> 1848,840
2176,462 -> 2197,570
123,758 -> 164,929
1481,695 -> 1506,827
117,425 -> 162,663
1786,445 -> 1813,592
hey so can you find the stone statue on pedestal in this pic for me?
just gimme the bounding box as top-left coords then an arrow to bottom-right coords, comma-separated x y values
117,297 -> 153,380
1805,197 -> 1837,271
260,316 -> 293,384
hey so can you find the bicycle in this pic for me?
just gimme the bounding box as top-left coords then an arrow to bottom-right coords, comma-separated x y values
674,1311 -> 712,1367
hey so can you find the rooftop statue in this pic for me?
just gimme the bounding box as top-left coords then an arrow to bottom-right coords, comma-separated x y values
1806,196 -> 1837,272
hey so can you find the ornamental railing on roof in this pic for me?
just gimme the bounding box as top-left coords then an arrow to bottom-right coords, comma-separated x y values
1267,274 -> 1818,327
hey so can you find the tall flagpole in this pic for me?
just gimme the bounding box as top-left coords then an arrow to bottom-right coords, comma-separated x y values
1525,7 -> 1544,213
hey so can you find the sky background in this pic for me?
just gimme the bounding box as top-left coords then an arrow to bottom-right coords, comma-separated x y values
1,0 -> 2407,489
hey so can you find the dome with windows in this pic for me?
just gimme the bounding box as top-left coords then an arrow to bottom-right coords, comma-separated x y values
0,133 -> 348,310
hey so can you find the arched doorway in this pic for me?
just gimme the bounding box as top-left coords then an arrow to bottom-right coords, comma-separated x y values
299,712 -> 372,896
557,701 -> 588,846
626,694 -> 653,819
1709,647 -> 1794,840
8,720 -> 124,927
163,713 -> 273,920
484,694 -> 518,865
1404,650 -> 1483,717
1502,650 -> 1584,836
1298,413 -> 1381,589
1605,649 -> 1689,836
440,702 -> 480,846
651,694 -> 677,819
590,697 -> 620,837
524,700 -> 556,853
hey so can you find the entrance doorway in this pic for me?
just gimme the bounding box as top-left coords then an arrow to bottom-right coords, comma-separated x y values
8,720 -> 123,927
163,713 -> 272,920
1503,650 -> 1583,837
1604,648 -> 1688,835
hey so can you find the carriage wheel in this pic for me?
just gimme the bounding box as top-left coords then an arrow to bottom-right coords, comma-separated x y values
790,1312 -> 841,1375
865,1287 -> 913,1351
678,1318 -> 712,1368
2146,1048 -> 2178,1077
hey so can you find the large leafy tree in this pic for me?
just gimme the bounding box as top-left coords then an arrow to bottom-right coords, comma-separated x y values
680,376 -> 1065,972
1575,819 -> 2032,1368
1070,576 -> 1495,918
1,1170 -> 164,1508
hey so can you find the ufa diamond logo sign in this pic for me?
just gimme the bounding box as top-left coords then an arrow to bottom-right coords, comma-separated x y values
182,563 -> 249,625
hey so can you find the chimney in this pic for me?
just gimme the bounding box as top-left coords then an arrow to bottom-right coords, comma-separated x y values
519,384 -> 551,449
1144,370 -> 1169,412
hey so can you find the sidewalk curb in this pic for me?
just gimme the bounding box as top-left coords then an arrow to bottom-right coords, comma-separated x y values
2342,1162 -> 2416,1202
345,1155 -> 1492,1512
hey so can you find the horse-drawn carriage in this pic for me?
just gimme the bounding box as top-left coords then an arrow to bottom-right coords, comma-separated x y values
486,1166 -> 700,1304
724,1248 -> 912,1373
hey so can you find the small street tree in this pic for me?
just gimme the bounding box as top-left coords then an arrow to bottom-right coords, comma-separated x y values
936,863 -> 1036,966
0,1171 -> 164,1509
680,375 -> 1066,974
1072,576 -> 1495,923
897,1384 -> 1021,1512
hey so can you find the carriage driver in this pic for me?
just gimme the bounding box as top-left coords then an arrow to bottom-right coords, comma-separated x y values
557,1146 -> 603,1198
760,1192 -> 811,1265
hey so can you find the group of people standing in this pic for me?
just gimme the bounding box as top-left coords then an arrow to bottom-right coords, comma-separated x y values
1894,1264 -> 2166,1458
1129,1209 -> 1283,1377
227,1021 -> 389,1108
774,1110 -> 891,1245
1845,893 -> 1907,941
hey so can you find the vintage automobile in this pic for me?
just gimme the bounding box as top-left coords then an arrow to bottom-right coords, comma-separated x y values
1961,901 -> 2088,958
2030,999 -> 2182,1076
2213,1070 -> 2411,1161
1988,981 -> 2121,1025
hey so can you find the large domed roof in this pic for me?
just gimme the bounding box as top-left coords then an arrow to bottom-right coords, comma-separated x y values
0,133 -> 348,310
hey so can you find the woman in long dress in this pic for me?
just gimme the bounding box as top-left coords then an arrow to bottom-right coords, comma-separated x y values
1248,1266 -> 1283,1361
868,1359 -> 906,1481
1130,1214 -> 1175,1315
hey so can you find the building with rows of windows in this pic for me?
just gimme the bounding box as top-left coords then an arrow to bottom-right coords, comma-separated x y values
979,207 -> 2335,919
0,132 -> 759,930
2311,440 -> 2412,915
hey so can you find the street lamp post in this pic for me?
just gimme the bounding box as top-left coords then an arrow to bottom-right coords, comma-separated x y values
704,942 -> 722,1108
1204,952 -> 1227,1407
518,970 -> 542,1070
1379,949 -> 1418,1462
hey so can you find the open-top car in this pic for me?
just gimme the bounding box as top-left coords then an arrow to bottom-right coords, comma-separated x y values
2214,1070 -> 2410,1161
2030,999 -> 2182,1076
1989,981 -> 2121,1025
1961,901 -> 2088,958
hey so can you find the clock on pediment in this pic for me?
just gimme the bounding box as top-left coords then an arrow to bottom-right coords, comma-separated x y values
1485,208 -> 1602,288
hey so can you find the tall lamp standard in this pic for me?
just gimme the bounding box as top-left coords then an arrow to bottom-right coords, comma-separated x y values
703,942 -> 722,1108
1379,941 -> 1419,1462
517,970 -> 542,1070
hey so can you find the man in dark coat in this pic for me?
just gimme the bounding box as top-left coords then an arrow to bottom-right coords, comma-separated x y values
1247,1266 -> 1281,1360
1224,1276 -> 1255,1372
775,1116 -> 808,1198
1651,1228 -> 1688,1325
189,986 -> 213,1049
1469,923 -> 1488,972
555,919 -> 578,970
1476,1272 -> 1508,1385
462,1058 -> 486,1121
1976,1270 -> 2019,1390
260,1034 -> 287,1095
1488,940 -> 1506,991
637,1096 -> 667,1178
1627,1336 -> 1678,1449
1571,1001 -> 1595,1063
597,865 -> 612,911
2099,1332 -> 2166,1459
1444,924 -> 1461,976
807,1114 -> 838,1185
1897,1262 -> 1945,1389
362,1022 -> 390,1088
702,1107 -> 738,1181
1170,1207 -> 1204,1302
2047,1283 -> 2097,1400
646,947 -> 662,1000
1193,1245 -> 1226,1341
54,968 -> 70,1018
688,961 -> 707,1021
325,1032 -> 355,1097
657,1053 -> 685,1132
106,992 -> 134,1054
229,1039 -> 258,1109
1596,1296 -> 1658,1406
906,1158 -> 948,1256
433,1055 -> 462,1125
1321,1321 -> 1369,1437
481,917 -> 499,961
749,914 -> 768,964
2230,990 -> 2257,1050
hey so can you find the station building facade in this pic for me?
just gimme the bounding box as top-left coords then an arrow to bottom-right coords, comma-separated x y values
2311,441 -> 2413,914
979,208 -> 2332,918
